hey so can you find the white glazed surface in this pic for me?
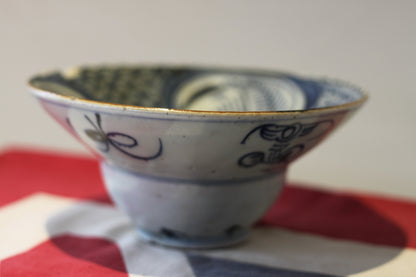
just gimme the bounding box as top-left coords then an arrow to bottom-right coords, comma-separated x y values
37,96 -> 356,181
101,162 -> 285,239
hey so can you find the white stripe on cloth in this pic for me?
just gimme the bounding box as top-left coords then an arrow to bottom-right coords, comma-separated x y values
0,193 -> 73,260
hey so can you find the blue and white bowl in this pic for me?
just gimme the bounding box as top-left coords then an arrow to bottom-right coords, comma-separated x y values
28,65 -> 367,248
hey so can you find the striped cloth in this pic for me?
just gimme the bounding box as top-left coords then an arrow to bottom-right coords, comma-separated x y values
0,148 -> 415,277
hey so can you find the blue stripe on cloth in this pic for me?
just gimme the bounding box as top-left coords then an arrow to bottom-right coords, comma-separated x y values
187,254 -> 339,277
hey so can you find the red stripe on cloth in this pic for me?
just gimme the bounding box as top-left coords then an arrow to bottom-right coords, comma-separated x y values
260,186 -> 416,248
358,194 -> 416,248
0,234 -> 128,277
0,148 -> 111,207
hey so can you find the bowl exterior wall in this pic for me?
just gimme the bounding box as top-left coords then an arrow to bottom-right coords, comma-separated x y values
35,97 -> 356,182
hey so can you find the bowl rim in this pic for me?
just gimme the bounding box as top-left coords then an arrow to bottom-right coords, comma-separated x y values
27,64 -> 369,117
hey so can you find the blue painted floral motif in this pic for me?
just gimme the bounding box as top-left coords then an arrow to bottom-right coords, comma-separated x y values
238,120 -> 333,168
84,113 -> 163,160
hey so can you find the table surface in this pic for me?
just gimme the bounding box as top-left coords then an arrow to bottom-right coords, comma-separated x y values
1,148 -> 415,277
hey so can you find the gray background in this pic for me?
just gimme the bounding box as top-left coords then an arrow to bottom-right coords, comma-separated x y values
1,0 -> 414,198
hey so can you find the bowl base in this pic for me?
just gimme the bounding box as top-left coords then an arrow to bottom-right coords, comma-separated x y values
137,227 -> 249,249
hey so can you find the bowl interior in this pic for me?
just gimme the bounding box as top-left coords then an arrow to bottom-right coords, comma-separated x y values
29,65 -> 365,112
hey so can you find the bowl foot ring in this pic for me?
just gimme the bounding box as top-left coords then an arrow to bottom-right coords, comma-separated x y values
137,226 -> 250,249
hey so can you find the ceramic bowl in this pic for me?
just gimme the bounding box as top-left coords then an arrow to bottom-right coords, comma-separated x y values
28,65 -> 367,248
